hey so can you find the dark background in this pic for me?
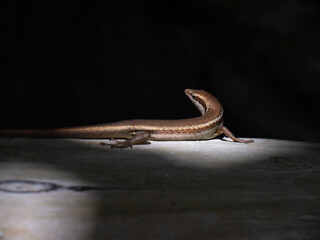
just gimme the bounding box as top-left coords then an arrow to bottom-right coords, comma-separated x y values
1,1 -> 319,142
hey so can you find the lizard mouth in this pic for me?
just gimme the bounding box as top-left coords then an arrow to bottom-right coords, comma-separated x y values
184,89 -> 193,96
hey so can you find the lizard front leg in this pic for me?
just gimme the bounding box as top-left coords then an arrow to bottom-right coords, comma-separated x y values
218,126 -> 254,144
101,131 -> 151,148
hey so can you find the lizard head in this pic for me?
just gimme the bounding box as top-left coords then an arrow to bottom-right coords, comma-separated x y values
185,89 -> 211,115
185,88 -> 224,124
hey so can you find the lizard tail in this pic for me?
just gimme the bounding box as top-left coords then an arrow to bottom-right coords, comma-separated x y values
0,127 -> 112,139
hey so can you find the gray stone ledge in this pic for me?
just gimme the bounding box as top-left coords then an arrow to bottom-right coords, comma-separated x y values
0,138 -> 319,239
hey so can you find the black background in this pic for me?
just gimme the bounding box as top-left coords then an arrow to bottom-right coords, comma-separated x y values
1,1 -> 319,142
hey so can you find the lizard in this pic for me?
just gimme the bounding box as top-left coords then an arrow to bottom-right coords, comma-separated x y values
0,89 -> 254,147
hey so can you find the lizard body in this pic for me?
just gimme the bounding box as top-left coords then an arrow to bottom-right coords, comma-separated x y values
0,89 -> 253,147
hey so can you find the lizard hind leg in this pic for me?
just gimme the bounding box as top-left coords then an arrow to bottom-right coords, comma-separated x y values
101,131 -> 151,148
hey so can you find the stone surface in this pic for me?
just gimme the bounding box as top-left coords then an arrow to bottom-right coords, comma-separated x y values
0,138 -> 319,239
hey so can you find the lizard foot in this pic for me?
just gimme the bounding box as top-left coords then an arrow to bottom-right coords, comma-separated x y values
100,131 -> 151,148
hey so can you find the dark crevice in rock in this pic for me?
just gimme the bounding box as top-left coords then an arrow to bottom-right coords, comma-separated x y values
0,180 -> 138,194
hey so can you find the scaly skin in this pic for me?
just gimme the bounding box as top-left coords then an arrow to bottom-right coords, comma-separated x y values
0,89 -> 254,147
